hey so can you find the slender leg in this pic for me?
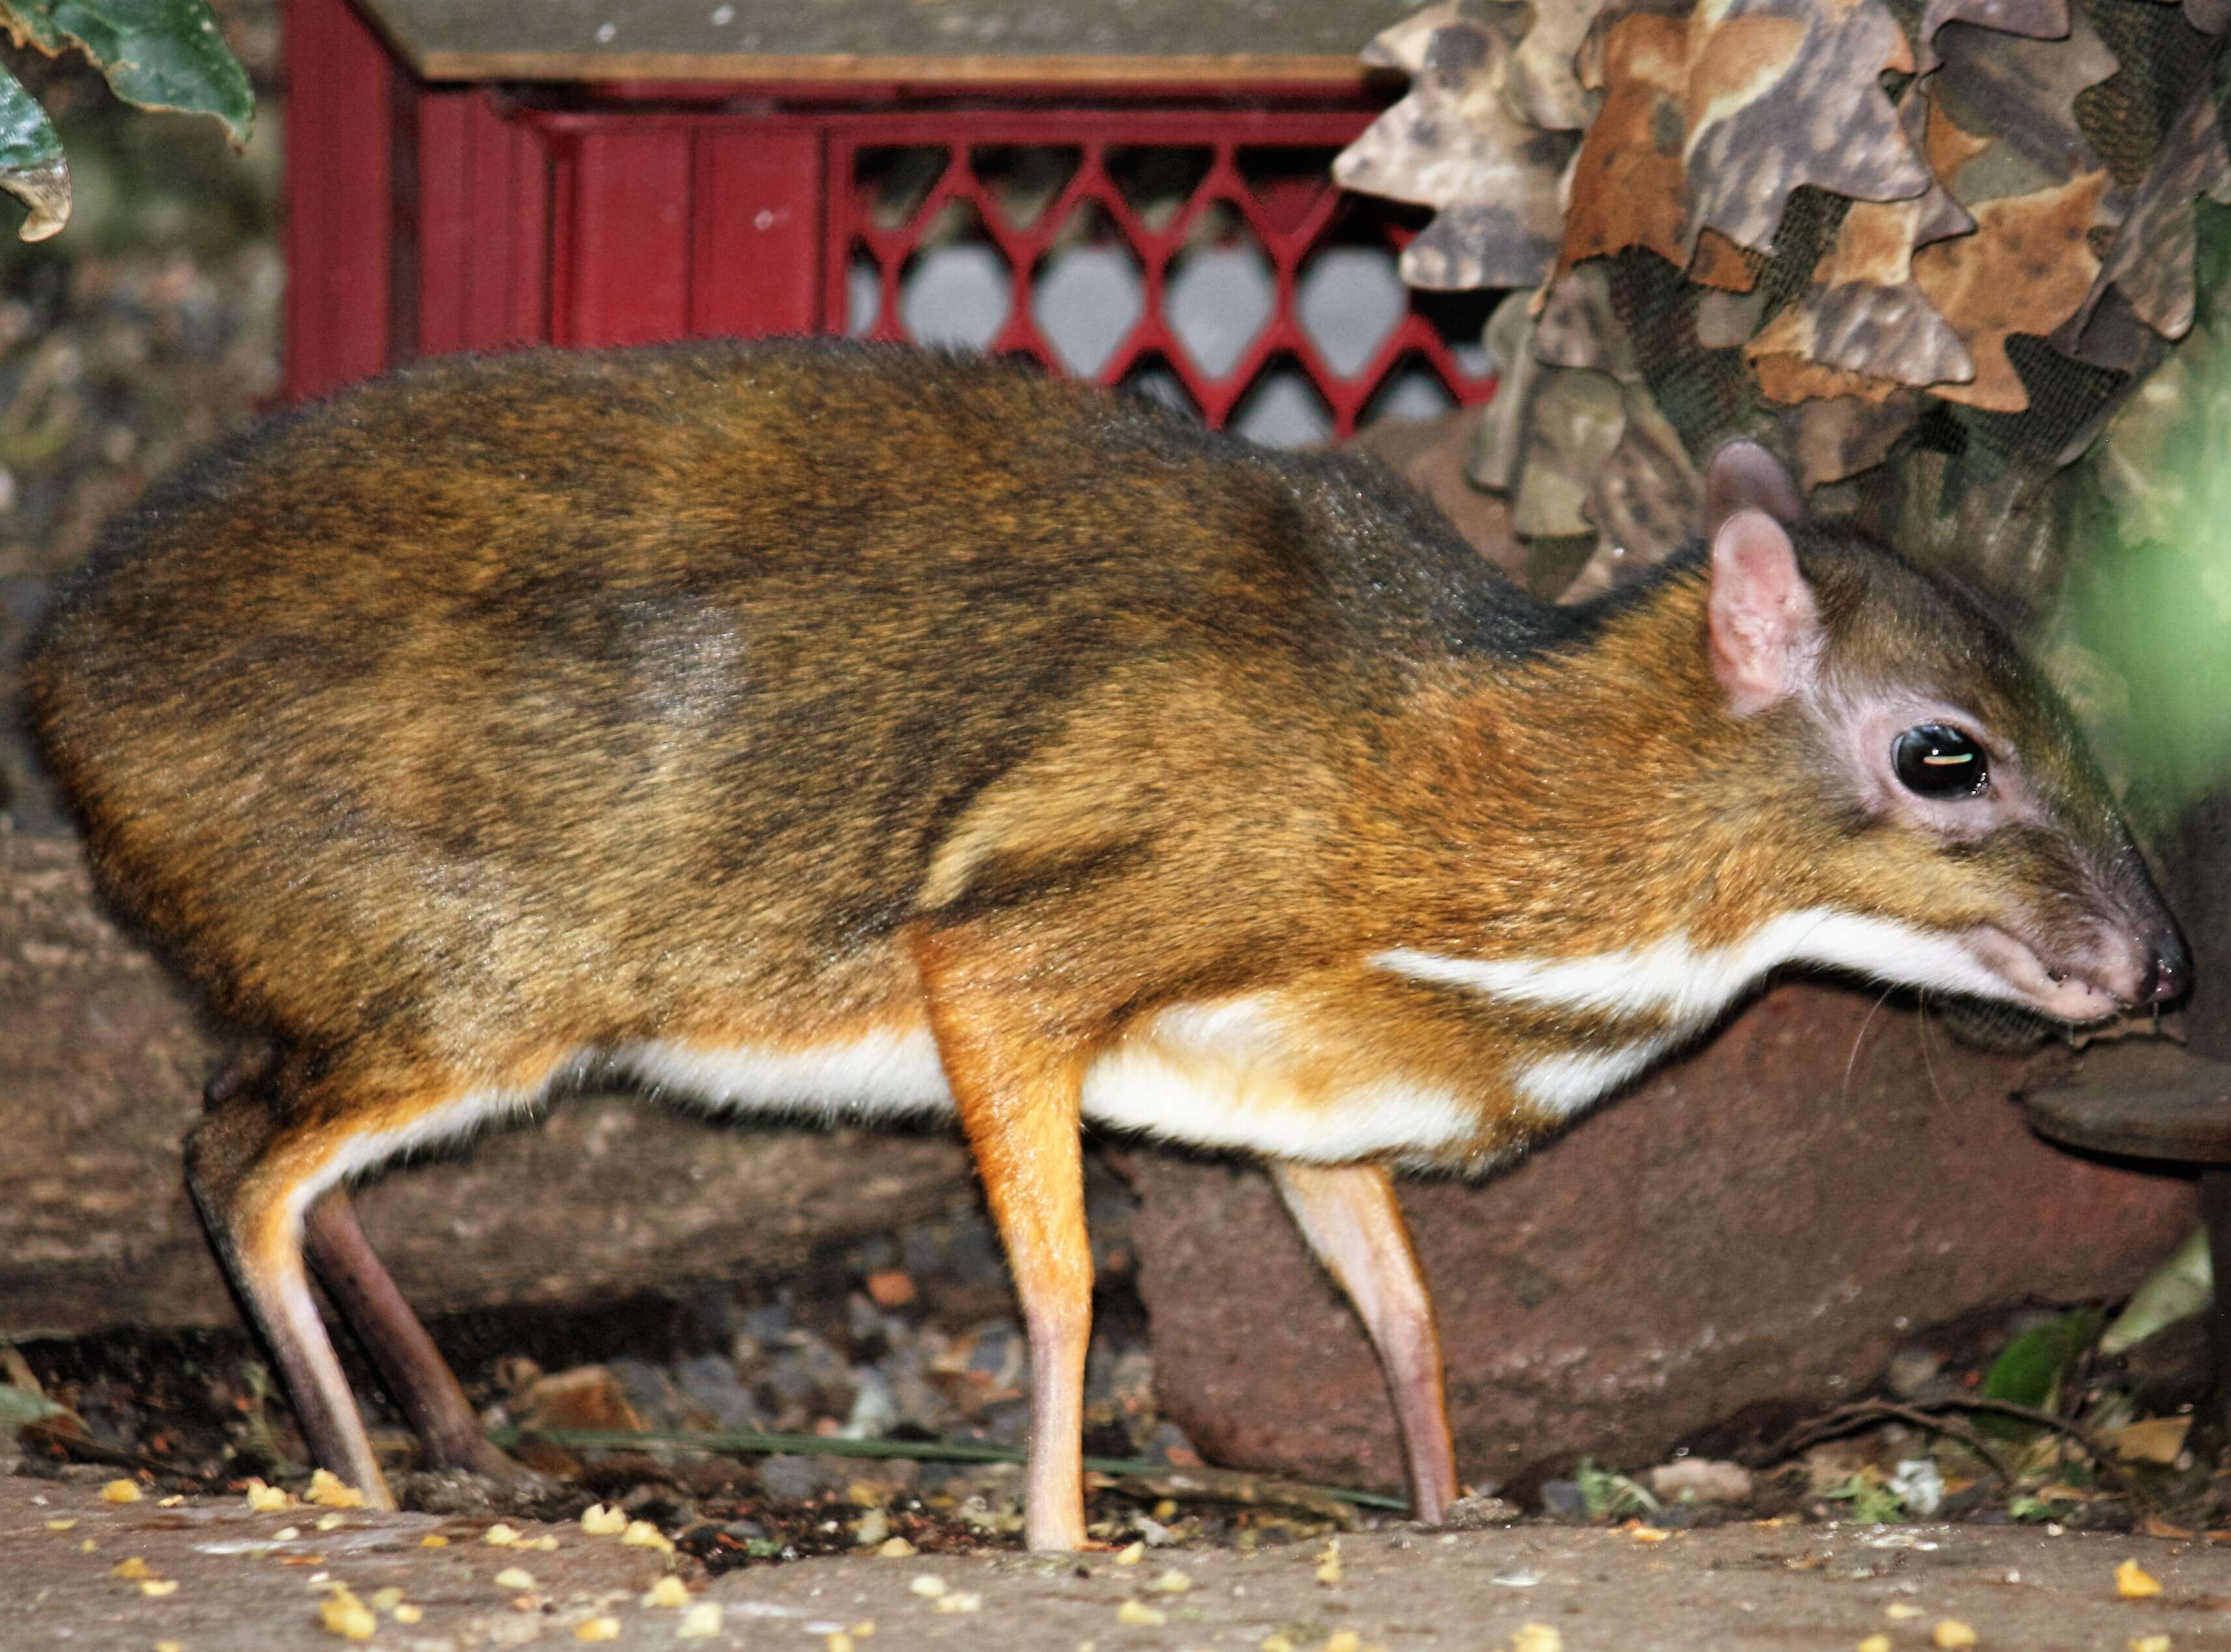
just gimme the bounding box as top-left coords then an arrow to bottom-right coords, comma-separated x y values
303,1191 -> 527,1481
1272,1160 -> 1458,1526
185,1091 -> 398,1510
914,935 -> 1095,1552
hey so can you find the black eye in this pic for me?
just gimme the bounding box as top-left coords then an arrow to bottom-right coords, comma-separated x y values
1892,723 -> 1989,800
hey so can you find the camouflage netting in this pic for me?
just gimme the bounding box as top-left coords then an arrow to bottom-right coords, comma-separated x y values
1336,0 -> 2231,628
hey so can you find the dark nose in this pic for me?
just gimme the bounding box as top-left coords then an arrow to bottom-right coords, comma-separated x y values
2141,927 -> 2193,1005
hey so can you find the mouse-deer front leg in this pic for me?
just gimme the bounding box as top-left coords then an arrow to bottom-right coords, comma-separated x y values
1272,1160 -> 1457,1525
914,931 -> 1095,1553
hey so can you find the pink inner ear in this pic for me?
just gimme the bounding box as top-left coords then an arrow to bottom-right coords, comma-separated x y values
1708,508 -> 1820,715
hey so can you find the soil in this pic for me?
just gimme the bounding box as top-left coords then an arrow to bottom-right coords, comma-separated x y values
8,1471 -> 2231,1652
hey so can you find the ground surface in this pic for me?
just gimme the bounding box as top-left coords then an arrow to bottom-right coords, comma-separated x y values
7,1472 -> 2231,1652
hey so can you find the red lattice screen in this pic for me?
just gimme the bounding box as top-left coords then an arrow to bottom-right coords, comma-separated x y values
826,113 -> 1495,442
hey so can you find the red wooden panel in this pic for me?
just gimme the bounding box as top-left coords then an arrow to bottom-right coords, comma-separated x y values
408,87 -> 474,356
550,126 -> 695,347
280,0 -> 401,399
691,126 -> 824,338
412,90 -> 554,356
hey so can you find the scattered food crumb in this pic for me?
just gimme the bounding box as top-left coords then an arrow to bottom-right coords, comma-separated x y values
1115,1541 -> 1145,1566
314,1513 -> 345,1532
1315,1540 -> 1343,1586
158,1495 -> 184,1508
1116,1599 -> 1165,1627
1859,1636 -> 1891,1652
484,1522 -> 523,1546
305,1471 -> 364,1510
419,1534 -> 448,1548
909,1575 -> 948,1599
676,1601 -> 723,1640
1932,1621 -> 1978,1649
1324,1633 -> 1362,1652
2117,1559 -> 2163,1599
273,1527 -> 299,1542
643,1576 -> 691,1609
141,1580 -> 179,1598
319,1589 -> 377,1642
394,1604 -> 424,1625
1260,1637 -> 1294,1652
156,1642 -> 183,1652
112,1558 -> 151,1580
1144,1568 -> 1191,1594
1887,1604 -> 1923,1621
581,1503 -> 628,1535
102,1479 -> 142,1504
44,1518 -> 77,1531
493,1567 -> 538,1591
876,1537 -> 916,1558
575,1617 -> 621,1642
621,1519 -> 674,1553
1511,1626 -> 1562,1652
933,1591 -> 982,1614
2129,1637 -> 2172,1652
368,1587 -> 402,1613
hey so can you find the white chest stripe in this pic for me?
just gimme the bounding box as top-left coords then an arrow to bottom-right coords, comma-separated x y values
1373,907 -> 2011,1028
1512,1038 -> 1674,1118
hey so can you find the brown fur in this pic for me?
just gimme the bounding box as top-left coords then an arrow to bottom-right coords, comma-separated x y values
25,341 -> 2174,1538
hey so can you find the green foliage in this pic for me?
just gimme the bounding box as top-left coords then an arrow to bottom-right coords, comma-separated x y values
0,0 -> 252,242
1981,1308 -> 2104,1417
1818,1475 -> 1906,1526
2060,197 -> 2231,828
1574,1458 -> 1658,1520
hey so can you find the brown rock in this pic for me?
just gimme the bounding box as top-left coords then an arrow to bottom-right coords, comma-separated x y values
1131,982 -> 2194,1496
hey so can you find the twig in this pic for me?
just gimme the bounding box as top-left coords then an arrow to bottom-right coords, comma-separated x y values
1762,1399 -> 2019,1485
1760,1397 -> 2150,1508
489,1424 -> 1408,1513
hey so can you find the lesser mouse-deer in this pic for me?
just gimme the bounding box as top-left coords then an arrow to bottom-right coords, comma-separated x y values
29,343 -> 2185,1548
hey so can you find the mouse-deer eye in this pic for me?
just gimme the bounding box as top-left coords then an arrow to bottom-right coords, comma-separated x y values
1892,723 -> 1989,800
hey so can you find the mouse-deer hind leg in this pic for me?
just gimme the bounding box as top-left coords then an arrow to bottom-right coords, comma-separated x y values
186,1085 -> 397,1509
914,932 -> 1095,1553
1272,1160 -> 1458,1526
303,1191 -> 527,1483
186,1065 -> 514,1512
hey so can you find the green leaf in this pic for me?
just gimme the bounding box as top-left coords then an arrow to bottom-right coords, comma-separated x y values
2100,1226 -> 2213,1356
0,0 -> 252,146
0,1380 -> 67,1432
0,57 -> 65,240
1981,1308 -> 2105,1415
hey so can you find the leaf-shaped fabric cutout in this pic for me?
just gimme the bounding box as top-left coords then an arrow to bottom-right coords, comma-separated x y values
2189,0 -> 2230,34
1,0 -> 252,146
1559,11 -> 1691,274
1910,169 -> 2111,411
0,56 -> 66,240
1567,386 -> 1701,594
1508,0 -> 1606,130
1931,13 -> 2116,198
1360,0 -> 1458,71
2066,74 -> 2231,346
1560,0 -> 1927,282
1745,196 -> 1975,397
1335,12 -> 1575,289
1777,392 -> 1922,488
1914,0 -> 2069,73
1681,0 -> 1929,258
1908,85 -> 1980,248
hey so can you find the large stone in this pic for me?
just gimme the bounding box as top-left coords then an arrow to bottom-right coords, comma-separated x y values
1131,981 -> 2195,1496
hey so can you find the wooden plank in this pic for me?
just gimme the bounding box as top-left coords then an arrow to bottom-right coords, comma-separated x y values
692,125 -> 824,338
355,0 -> 1407,84
551,126 -> 695,347
281,0 -> 401,398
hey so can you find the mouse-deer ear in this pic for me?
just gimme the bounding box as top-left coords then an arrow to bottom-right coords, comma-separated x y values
1708,508 -> 1820,715
1704,439 -> 1805,536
